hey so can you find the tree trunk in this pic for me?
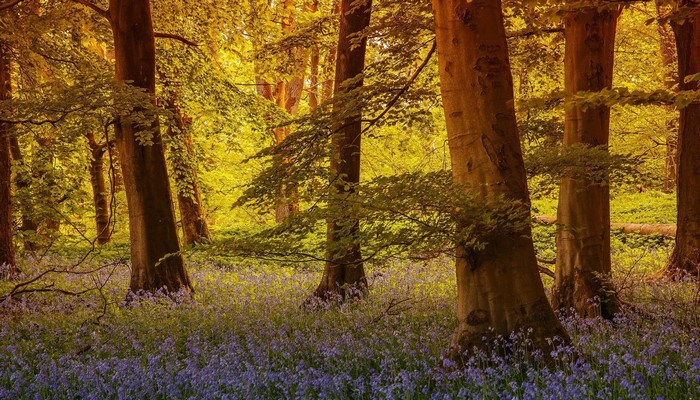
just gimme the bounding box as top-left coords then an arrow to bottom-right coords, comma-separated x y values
276,0 -> 306,222
657,4 -> 679,193
311,0 -> 371,301
552,5 -> 622,320
432,0 -> 569,356
9,135 -> 39,251
309,0 -> 320,110
35,136 -> 61,239
320,2 -> 340,104
0,41 -> 15,275
87,132 -> 111,245
662,2 -> 700,279
164,92 -> 211,246
109,0 -> 191,294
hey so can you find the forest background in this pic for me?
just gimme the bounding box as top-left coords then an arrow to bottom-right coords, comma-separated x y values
1,0 -> 699,398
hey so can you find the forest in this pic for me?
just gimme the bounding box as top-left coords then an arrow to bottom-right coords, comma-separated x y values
0,0 -> 699,397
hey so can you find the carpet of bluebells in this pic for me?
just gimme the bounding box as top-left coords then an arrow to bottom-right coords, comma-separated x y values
1,242 -> 699,399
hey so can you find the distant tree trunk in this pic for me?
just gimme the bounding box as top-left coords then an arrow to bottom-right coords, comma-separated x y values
657,4 -> 679,193
320,1 -> 341,104
87,132 -> 111,245
552,5 -> 622,319
312,0 -> 371,301
8,135 -> 38,251
309,0 -> 320,110
250,0 -> 304,222
109,0 -> 191,294
164,92 -> 211,246
35,136 -> 61,239
661,2 -> 700,278
0,41 -> 16,275
432,0 -> 569,355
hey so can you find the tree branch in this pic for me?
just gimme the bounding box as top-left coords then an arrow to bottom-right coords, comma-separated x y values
71,0 -> 108,19
0,0 -> 24,11
154,32 -> 200,46
507,27 -> 564,39
538,266 -> 555,278
360,40 -> 436,135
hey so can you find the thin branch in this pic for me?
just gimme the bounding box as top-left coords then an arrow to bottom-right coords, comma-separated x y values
538,266 -> 555,278
536,256 -> 556,265
370,297 -> 412,324
0,0 -> 23,11
154,32 -> 200,47
71,0 -> 108,18
507,27 -> 564,39
360,40 -> 436,135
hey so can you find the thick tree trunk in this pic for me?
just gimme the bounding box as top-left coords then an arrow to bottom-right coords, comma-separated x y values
165,93 -> 211,246
109,0 -> 191,294
0,41 -> 15,275
312,0 -> 371,301
432,0 -> 569,355
87,132 -> 111,245
662,3 -> 700,279
657,4 -> 679,193
552,5 -> 622,320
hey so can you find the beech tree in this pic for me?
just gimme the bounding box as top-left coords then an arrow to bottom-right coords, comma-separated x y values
662,0 -> 700,278
431,0 -> 569,354
312,0 -> 371,300
164,90 -> 211,246
249,0 -> 307,222
657,3 -> 679,193
73,0 -> 193,293
552,4 -> 622,319
86,131 -> 111,245
0,40 -> 15,274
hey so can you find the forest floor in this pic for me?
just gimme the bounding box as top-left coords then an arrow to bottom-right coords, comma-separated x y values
1,191 -> 698,399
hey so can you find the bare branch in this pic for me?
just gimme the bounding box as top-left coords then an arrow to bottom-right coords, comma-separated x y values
154,32 -> 200,47
536,256 -> 556,265
0,0 -> 24,11
360,40 -> 436,135
538,266 -> 555,278
507,27 -> 564,39
71,0 -> 108,19
371,297 -> 412,324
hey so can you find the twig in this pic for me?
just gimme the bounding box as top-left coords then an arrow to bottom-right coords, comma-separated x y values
536,256 -> 556,265
71,0 -> 108,19
507,27 -> 564,39
154,32 -> 200,47
371,297 -> 412,324
538,266 -> 555,278
0,0 -> 24,11
360,40 -> 436,135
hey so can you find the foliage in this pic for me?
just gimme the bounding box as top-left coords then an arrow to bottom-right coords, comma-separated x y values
227,170 -> 533,264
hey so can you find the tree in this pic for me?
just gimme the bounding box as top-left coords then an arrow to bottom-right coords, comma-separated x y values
656,3 -> 679,193
551,4 -> 622,319
164,89 -> 211,246
311,0 -> 371,300
431,0 -> 569,354
250,0 -> 308,222
0,40 -> 16,275
86,131 -> 111,245
662,1 -> 700,278
74,0 -> 194,293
